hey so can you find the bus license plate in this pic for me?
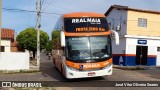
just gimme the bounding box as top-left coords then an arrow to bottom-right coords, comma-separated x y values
88,72 -> 96,76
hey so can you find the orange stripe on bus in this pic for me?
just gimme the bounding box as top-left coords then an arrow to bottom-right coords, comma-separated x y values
66,58 -> 112,70
63,12 -> 105,18
64,31 -> 111,36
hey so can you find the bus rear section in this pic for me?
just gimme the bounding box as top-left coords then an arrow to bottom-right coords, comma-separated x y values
52,12 -> 119,79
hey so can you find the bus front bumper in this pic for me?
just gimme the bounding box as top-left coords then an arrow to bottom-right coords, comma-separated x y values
65,64 -> 112,79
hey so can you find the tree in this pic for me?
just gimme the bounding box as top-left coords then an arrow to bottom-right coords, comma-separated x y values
52,30 -> 61,50
45,40 -> 52,52
16,28 -> 49,59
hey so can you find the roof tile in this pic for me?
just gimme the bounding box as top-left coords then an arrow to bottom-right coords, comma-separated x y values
1,28 -> 14,39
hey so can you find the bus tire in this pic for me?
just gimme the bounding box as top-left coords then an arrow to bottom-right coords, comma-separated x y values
53,58 -> 55,65
61,64 -> 65,77
53,58 -> 57,69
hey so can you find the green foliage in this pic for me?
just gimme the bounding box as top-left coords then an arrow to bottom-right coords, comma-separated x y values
52,30 -> 60,41
17,28 -> 37,51
17,28 -> 49,57
52,30 -> 61,50
40,30 -> 49,50
46,40 -> 52,52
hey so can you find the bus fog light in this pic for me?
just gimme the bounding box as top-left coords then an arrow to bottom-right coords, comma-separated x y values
69,72 -> 73,76
108,69 -> 111,73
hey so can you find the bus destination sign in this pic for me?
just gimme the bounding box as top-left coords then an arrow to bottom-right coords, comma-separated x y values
64,17 -> 109,32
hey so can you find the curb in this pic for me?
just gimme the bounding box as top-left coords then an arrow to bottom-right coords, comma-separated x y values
113,65 -> 160,70
0,69 -> 40,74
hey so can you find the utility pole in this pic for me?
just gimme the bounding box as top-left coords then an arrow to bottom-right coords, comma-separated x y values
0,0 -> 2,53
37,0 -> 41,69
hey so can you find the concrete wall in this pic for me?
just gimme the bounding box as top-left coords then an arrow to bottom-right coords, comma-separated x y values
0,52 -> 29,70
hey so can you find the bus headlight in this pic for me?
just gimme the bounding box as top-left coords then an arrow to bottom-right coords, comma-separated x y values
102,64 -> 112,69
67,66 -> 79,71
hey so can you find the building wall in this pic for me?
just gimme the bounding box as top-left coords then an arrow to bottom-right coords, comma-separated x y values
112,37 -> 160,66
106,7 -> 160,66
125,37 -> 160,66
112,38 -> 126,65
127,10 -> 160,36
11,47 -> 24,52
107,8 -> 128,65
108,9 -> 160,66
112,38 -> 126,54
11,41 -> 24,52
107,8 -> 127,37
1,39 -> 11,52
126,10 -> 160,66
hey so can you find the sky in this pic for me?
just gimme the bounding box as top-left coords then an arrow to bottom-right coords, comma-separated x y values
2,0 -> 160,39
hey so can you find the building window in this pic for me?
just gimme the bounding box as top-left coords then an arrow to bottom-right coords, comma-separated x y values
1,46 -> 5,52
138,18 -> 147,27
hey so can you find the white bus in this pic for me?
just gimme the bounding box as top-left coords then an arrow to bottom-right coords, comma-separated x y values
52,12 -> 119,79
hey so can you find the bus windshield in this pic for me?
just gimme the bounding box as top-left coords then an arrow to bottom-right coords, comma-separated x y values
65,36 -> 111,61
64,17 -> 109,32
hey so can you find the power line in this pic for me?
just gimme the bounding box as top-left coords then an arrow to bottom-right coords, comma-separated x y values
41,0 -> 47,10
2,8 -> 36,13
42,12 -> 62,15
41,0 -> 45,9
2,8 -> 62,15
34,17 -> 38,29
42,0 -> 55,12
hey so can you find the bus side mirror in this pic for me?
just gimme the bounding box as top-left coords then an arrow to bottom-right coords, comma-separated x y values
61,31 -> 65,47
111,30 -> 119,45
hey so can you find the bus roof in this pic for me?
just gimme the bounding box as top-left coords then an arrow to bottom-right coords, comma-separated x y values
63,12 -> 105,18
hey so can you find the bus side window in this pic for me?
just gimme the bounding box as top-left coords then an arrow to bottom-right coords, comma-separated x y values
105,45 -> 108,54
62,47 -> 65,56
68,45 -> 72,58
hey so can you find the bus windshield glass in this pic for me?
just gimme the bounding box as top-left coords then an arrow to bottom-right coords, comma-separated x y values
65,36 -> 111,61
64,17 -> 109,32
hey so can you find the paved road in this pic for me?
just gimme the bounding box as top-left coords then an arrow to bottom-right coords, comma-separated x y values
0,54 -> 160,81
0,54 -> 160,90
41,54 -> 160,81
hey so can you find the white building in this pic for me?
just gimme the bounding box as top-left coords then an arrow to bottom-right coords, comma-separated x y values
105,5 -> 160,66
1,28 -> 14,52
0,28 -> 29,70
